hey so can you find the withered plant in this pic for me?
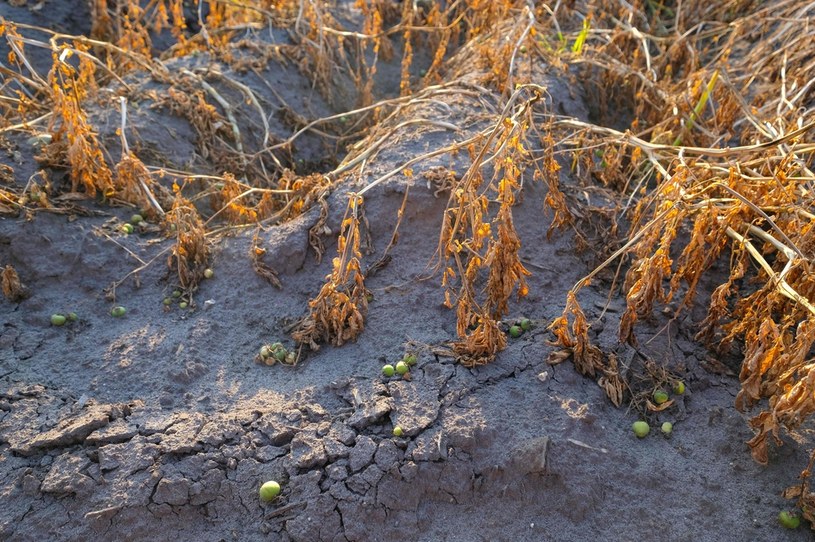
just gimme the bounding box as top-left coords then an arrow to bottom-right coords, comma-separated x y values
42,44 -> 115,199
439,90 -> 536,365
536,0 -> 815,512
293,194 -> 369,349
165,185 -> 209,292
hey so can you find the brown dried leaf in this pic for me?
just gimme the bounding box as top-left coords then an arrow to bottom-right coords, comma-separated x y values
547,349 -> 572,365
2,265 -> 28,302
783,486 -> 803,500
645,398 -> 675,412
250,232 -> 281,289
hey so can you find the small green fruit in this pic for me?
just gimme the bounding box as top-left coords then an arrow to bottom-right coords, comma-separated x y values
259,480 -> 281,502
110,306 -> 126,317
172,290 -> 182,298
778,510 -> 800,529
203,268 -> 214,279
653,390 -> 669,405
673,381 -> 685,395
179,301 -> 188,309
632,421 -> 650,438
130,214 -> 144,225
382,364 -> 395,377
163,297 -> 172,306
393,426 -> 404,437
661,422 -> 673,435
121,223 -> 134,234
509,325 -> 522,338
395,361 -> 409,375
404,354 -> 417,366
274,348 -> 287,362
67,312 -> 78,322
260,345 -> 271,358
50,314 -> 66,326
520,318 -> 531,331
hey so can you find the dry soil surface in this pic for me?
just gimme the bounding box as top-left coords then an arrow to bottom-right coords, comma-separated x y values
1,1 -> 814,541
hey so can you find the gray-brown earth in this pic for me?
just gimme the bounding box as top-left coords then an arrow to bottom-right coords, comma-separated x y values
1,1 -> 813,541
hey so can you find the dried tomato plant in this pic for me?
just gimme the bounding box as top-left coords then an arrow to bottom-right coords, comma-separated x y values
293,195 -> 369,349
166,186 -> 210,292
42,44 -> 115,199
538,0 -> 815,483
439,92 -> 536,365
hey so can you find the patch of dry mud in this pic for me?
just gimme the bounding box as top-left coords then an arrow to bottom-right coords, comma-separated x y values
1,3 -> 814,542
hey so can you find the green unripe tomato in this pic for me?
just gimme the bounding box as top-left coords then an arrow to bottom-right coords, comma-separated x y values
393,426 -> 404,437
382,364 -> 395,377
653,390 -> 669,404
51,314 -> 66,326
67,312 -> 78,322
661,422 -> 673,435
172,290 -> 182,298
632,421 -> 650,438
260,345 -> 271,359
274,348 -> 287,362
778,510 -> 800,529
110,306 -> 126,317
404,354 -> 417,366
259,480 -> 281,502
673,381 -> 685,395
130,214 -> 144,225
179,302 -> 188,309
520,318 -> 531,331
203,268 -> 214,279
395,361 -> 409,375
163,297 -> 172,306
509,325 -> 522,338
121,223 -> 134,234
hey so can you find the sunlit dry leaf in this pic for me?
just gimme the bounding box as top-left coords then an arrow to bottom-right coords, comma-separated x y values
2,265 -> 28,302
547,349 -> 572,365
645,398 -> 675,412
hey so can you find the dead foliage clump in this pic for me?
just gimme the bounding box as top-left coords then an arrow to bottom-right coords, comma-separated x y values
293,195 -> 369,349
528,0 -> 815,510
41,44 -> 115,199
165,188 -> 209,292
1,264 -> 28,302
440,91 -> 536,365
